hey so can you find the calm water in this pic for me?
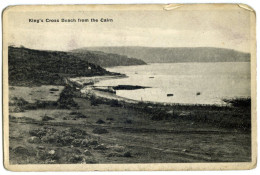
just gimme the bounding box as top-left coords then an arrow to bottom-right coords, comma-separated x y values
95,62 -> 251,105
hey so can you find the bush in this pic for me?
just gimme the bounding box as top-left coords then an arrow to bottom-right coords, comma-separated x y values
110,99 -> 122,107
92,128 -> 109,134
223,98 -> 251,108
49,88 -> 59,91
96,119 -> 105,124
90,95 -> 100,106
9,97 -> 29,106
41,115 -> 55,121
68,155 -> 84,163
123,151 -> 132,157
124,119 -> 132,124
106,117 -> 114,121
57,85 -> 78,109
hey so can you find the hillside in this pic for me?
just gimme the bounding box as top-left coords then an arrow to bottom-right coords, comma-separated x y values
69,50 -> 146,67
8,46 -> 114,86
81,47 -> 251,63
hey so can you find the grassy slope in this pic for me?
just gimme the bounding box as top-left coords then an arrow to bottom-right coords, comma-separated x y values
70,50 -> 146,67
8,46 -> 117,86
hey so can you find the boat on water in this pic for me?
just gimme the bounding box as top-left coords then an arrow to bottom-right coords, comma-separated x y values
167,94 -> 174,97
149,76 -> 154,78
196,92 -> 201,95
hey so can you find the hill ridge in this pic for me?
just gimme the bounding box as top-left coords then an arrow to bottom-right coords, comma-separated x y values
76,46 -> 250,63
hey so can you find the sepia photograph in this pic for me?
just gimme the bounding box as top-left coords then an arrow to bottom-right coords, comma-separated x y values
2,4 -> 256,171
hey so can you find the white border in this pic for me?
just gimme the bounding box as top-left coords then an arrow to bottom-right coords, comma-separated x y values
1,0 -> 259,175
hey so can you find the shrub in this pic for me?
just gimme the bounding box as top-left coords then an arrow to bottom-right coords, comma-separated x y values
92,128 -> 109,134
90,95 -> 100,106
223,98 -> 251,108
41,115 -> 55,121
123,151 -> 132,157
110,99 -> 122,107
96,119 -> 105,124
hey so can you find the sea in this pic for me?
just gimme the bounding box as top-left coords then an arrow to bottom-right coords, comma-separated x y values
95,62 -> 251,105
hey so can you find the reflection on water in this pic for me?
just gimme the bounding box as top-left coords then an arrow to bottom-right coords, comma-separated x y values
95,62 -> 250,105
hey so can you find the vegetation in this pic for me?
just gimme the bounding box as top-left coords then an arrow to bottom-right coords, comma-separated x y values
57,85 -> 78,109
223,98 -> 251,108
8,46 -> 112,86
85,95 -> 251,132
70,49 -> 146,67
8,46 -> 251,164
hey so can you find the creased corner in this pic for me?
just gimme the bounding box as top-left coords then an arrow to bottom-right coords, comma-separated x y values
238,4 -> 254,12
163,4 -> 183,11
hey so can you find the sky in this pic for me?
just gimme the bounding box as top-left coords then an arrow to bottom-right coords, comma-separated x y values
6,7 -> 251,52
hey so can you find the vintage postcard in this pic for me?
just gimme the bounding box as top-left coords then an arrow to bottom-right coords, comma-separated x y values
2,4 -> 256,171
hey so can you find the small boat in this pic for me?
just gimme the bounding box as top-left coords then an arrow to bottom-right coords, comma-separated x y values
149,76 -> 154,78
196,92 -> 201,96
167,94 -> 174,97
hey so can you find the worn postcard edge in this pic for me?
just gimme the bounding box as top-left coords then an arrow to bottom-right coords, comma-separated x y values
1,4 -> 257,171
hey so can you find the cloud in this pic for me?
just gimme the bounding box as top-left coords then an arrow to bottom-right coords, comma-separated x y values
7,10 -> 251,52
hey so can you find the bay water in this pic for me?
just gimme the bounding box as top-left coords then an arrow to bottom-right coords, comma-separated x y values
95,62 -> 250,105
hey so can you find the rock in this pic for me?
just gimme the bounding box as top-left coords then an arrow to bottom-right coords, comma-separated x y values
94,144 -> 108,150
28,136 -> 41,143
48,150 -> 55,155
182,149 -> 187,152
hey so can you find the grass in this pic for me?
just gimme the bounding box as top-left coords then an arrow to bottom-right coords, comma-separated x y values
223,98 -> 251,108
9,85 -> 64,103
8,84 -> 252,164
85,93 -> 251,131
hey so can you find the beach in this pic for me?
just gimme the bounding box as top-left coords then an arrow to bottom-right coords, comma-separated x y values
8,74 -> 251,164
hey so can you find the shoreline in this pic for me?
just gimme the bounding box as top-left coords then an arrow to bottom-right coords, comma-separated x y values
71,75 -> 250,108
8,75 -> 251,164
